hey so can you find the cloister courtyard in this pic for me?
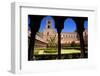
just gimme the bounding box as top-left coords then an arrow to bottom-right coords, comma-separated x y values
28,15 -> 88,61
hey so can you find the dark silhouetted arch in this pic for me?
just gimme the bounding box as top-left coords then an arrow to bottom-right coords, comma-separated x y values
28,15 -> 45,60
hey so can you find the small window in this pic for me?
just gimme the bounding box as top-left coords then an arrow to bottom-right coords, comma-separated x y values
48,21 -> 51,24
48,25 -> 50,28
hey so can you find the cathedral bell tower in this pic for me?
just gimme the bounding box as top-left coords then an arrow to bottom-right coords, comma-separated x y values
46,19 -> 52,29
43,19 -> 55,42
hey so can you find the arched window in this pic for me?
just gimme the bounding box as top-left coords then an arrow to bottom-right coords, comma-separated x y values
48,25 -> 50,29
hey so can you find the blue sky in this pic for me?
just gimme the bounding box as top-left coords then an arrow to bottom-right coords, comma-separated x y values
28,16 -> 88,32
62,18 -> 76,32
84,20 -> 88,29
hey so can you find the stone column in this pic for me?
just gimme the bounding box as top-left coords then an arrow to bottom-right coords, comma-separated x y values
28,15 -> 44,60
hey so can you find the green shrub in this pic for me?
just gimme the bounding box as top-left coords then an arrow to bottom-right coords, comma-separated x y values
44,48 -> 57,53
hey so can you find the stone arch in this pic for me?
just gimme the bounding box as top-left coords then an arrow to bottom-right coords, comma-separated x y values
39,16 -> 56,42
61,17 -> 87,58
28,15 -> 45,60
72,17 -> 88,58
63,18 -> 77,46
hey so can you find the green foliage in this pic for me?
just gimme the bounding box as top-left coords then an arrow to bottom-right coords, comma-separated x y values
44,48 -> 57,53
70,41 -> 76,47
47,35 -> 57,48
